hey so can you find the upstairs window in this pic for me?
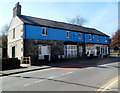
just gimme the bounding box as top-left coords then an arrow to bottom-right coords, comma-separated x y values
67,31 -> 70,38
13,28 -> 15,39
104,37 -> 107,42
42,27 -> 48,36
79,32 -> 82,39
89,34 -> 92,40
97,35 -> 100,41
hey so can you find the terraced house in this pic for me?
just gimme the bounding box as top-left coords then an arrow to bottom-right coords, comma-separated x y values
8,2 -> 110,64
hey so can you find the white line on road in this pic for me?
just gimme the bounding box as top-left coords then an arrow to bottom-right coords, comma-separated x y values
23,71 -> 73,87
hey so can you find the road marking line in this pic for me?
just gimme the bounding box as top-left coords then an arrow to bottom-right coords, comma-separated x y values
97,76 -> 119,92
23,71 -> 73,87
48,77 -> 55,79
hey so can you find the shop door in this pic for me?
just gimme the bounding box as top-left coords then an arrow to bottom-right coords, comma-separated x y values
101,47 -> 104,55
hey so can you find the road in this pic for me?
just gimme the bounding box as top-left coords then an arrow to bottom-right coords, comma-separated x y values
1,59 -> 119,92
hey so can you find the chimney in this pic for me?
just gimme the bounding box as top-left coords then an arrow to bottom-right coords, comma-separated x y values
13,2 -> 21,17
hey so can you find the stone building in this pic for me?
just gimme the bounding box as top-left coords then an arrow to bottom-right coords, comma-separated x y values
8,2 -> 110,65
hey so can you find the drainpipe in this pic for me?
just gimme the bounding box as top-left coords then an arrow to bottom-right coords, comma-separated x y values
83,33 -> 86,56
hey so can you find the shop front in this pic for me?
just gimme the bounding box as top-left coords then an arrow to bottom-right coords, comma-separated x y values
85,44 -> 109,57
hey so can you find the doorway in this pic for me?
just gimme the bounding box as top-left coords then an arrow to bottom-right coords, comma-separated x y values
12,46 -> 15,58
38,45 -> 51,61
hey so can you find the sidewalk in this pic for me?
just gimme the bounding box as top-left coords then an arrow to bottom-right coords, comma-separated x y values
0,57 -> 120,77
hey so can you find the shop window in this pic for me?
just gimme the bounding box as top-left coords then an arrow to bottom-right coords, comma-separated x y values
89,34 -> 92,40
42,27 -> 48,36
79,33 -> 82,39
79,46 -> 83,56
66,31 -> 70,38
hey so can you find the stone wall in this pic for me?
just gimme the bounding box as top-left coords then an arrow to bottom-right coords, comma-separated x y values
24,39 -> 84,64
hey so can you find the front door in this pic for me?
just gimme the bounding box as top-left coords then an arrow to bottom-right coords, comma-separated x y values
41,46 -> 48,57
38,45 -> 51,61
12,46 -> 15,58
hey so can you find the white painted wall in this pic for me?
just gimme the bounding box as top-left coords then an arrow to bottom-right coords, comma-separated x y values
8,16 -> 24,59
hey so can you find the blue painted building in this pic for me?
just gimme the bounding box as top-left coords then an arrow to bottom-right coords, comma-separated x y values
8,2 -> 110,64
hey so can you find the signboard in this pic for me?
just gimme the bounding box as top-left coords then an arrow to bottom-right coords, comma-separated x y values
85,44 -> 94,46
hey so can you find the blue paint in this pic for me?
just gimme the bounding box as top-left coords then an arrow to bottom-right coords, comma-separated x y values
24,24 -> 110,45
84,34 -> 110,44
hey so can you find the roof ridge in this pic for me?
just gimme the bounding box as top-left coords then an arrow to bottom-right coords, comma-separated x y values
20,15 -> 85,28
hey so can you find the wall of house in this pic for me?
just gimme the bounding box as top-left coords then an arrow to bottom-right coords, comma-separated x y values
84,34 -> 110,44
8,16 -> 24,59
24,25 -> 84,42
24,39 -> 65,63
24,24 -> 110,45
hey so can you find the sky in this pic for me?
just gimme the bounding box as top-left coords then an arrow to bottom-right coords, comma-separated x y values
0,1 -> 119,37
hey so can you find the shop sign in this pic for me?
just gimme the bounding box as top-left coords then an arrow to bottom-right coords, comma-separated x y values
85,44 -> 94,46
102,45 -> 108,47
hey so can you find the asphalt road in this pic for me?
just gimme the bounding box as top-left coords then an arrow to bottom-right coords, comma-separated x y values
1,60 -> 119,91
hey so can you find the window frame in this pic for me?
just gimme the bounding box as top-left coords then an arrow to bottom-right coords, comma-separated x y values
89,34 -> 92,40
64,45 -> 77,58
79,32 -> 82,39
66,31 -> 70,38
104,37 -> 107,42
42,27 -> 48,36
97,35 -> 100,41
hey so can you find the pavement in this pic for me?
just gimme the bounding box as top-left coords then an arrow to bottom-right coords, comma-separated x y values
0,56 -> 120,77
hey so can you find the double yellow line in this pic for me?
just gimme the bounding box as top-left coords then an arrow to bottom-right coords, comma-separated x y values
96,76 -> 119,92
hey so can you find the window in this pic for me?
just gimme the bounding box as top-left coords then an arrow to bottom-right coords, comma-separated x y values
64,45 -> 77,58
97,35 -> 100,41
42,27 -> 48,36
79,32 -> 82,39
104,37 -> 107,42
13,28 -> 15,39
67,31 -> 70,38
89,34 -> 92,40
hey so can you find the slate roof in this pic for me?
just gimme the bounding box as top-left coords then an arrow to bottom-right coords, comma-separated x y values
18,15 -> 109,37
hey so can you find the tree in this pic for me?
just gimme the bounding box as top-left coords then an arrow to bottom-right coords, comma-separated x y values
0,24 -> 9,58
1,24 -> 9,36
110,30 -> 120,54
66,15 -> 88,26
110,30 -> 120,47
0,24 -> 9,47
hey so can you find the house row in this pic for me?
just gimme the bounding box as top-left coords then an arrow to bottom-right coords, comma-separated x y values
8,2 -> 110,64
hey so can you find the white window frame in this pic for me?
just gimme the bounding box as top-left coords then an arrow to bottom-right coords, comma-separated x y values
79,32 -> 82,39
104,37 -> 107,42
89,34 -> 92,40
66,31 -> 70,38
64,45 -> 77,58
42,27 -> 48,36
97,35 -> 100,41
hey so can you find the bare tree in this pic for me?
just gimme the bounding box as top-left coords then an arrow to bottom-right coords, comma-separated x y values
0,24 -> 9,58
1,24 -> 9,36
0,24 -> 9,47
66,15 -> 88,26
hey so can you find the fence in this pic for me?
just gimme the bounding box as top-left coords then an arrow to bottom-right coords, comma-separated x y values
21,56 -> 31,65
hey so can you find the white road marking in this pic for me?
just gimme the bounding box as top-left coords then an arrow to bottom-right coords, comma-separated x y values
48,77 -> 55,79
23,71 -> 73,87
